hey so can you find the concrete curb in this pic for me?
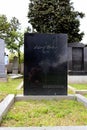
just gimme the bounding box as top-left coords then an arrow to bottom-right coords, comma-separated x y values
16,81 -> 23,90
0,126 -> 87,130
76,94 -> 87,107
1,94 -> 87,129
68,85 -> 87,95
0,94 -> 15,122
68,85 -> 76,93
76,90 -> 87,94
8,74 -> 23,79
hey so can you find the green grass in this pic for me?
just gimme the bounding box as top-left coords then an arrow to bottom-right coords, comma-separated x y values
1,99 -> 87,126
0,78 -> 23,102
0,80 -> 86,126
69,84 -> 87,90
68,88 -> 75,94
84,95 -> 87,98
0,77 -> 73,102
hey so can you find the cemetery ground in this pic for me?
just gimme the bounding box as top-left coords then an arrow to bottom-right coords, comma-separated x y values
0,78 -> 87,126
0,77 -> 73,102
69,84 -> 87,97
1,99 -> 87,126
0,77 -> 23,102
69,84 -> 87,90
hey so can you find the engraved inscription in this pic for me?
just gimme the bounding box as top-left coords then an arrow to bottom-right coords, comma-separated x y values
34,44 -> 58,54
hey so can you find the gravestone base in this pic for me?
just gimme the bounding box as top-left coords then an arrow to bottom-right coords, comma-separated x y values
24,86 -> 67,95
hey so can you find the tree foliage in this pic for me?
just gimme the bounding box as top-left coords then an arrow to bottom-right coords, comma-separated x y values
0,15 -> 10,38
0,15 -> 23,63
28,0 -> 85,42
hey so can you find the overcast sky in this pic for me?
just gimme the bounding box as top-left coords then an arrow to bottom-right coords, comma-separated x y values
0,0 -> 87,44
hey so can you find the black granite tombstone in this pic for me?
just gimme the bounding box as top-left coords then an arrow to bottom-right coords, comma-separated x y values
24,33 -> 67,95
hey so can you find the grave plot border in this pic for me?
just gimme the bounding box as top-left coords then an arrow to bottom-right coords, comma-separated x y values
0,94 -> 87,130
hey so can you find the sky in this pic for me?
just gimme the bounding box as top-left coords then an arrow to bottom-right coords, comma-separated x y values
0,0 -> 87,44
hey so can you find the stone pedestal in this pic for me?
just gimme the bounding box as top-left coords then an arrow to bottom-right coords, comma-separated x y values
0,39 -> 6,81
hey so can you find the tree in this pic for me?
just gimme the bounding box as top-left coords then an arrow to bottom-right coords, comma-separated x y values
6,17 -> 24,64
7,31 -> 24,64
0,15 -> 10,39
28,0 -> 85,42
0,15 -> 24,63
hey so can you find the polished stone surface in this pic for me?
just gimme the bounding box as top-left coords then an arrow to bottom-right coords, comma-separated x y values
84,47 -> 87,71
68,43 -> 87,75
0,94 -> 14,122
24,33 -> 67,95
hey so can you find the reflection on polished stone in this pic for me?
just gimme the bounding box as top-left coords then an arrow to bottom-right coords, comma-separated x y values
24,33 -> 67,95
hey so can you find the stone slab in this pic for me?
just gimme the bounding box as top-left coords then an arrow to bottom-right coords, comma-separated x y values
76,90 -> 87,94
12,56 -> 18,74
0,65 -> 6,77
0,126 -> 87,130
68,85 -> 87,94
68,85 -> 76,92
16,81 -> 23,90
84,47 -> 87,71
68,42 -> 85,47
0,94 -> 15,122
8,74 -> 23,79
15,95 -> 75,101
0,39 -> 6,79
68,47 -> 72,70
76,94 -> 87,107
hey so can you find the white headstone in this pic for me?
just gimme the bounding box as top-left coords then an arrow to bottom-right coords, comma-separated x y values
0,39 -> 6,79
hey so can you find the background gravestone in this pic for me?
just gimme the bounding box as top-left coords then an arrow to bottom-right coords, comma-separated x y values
12,56 -> 18,74
24,33 -> 67,95
0,39 -> 6,81
84,47 -> 87,72
68,43 -> 87,75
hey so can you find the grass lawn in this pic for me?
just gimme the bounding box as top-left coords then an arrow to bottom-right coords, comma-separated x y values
84,95 -> 87,98
68,88 -> 75,94
0,77 -> 74,102
1,99 -> 87,126
69,84 -> 87,90
0,80 -> 86,126
0,78 -> 23,102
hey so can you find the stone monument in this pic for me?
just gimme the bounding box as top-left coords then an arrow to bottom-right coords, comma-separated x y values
12,56 -> 18,74
68,43 -> 87,75
24,33 -> 67,95
0,39 -> 6,81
